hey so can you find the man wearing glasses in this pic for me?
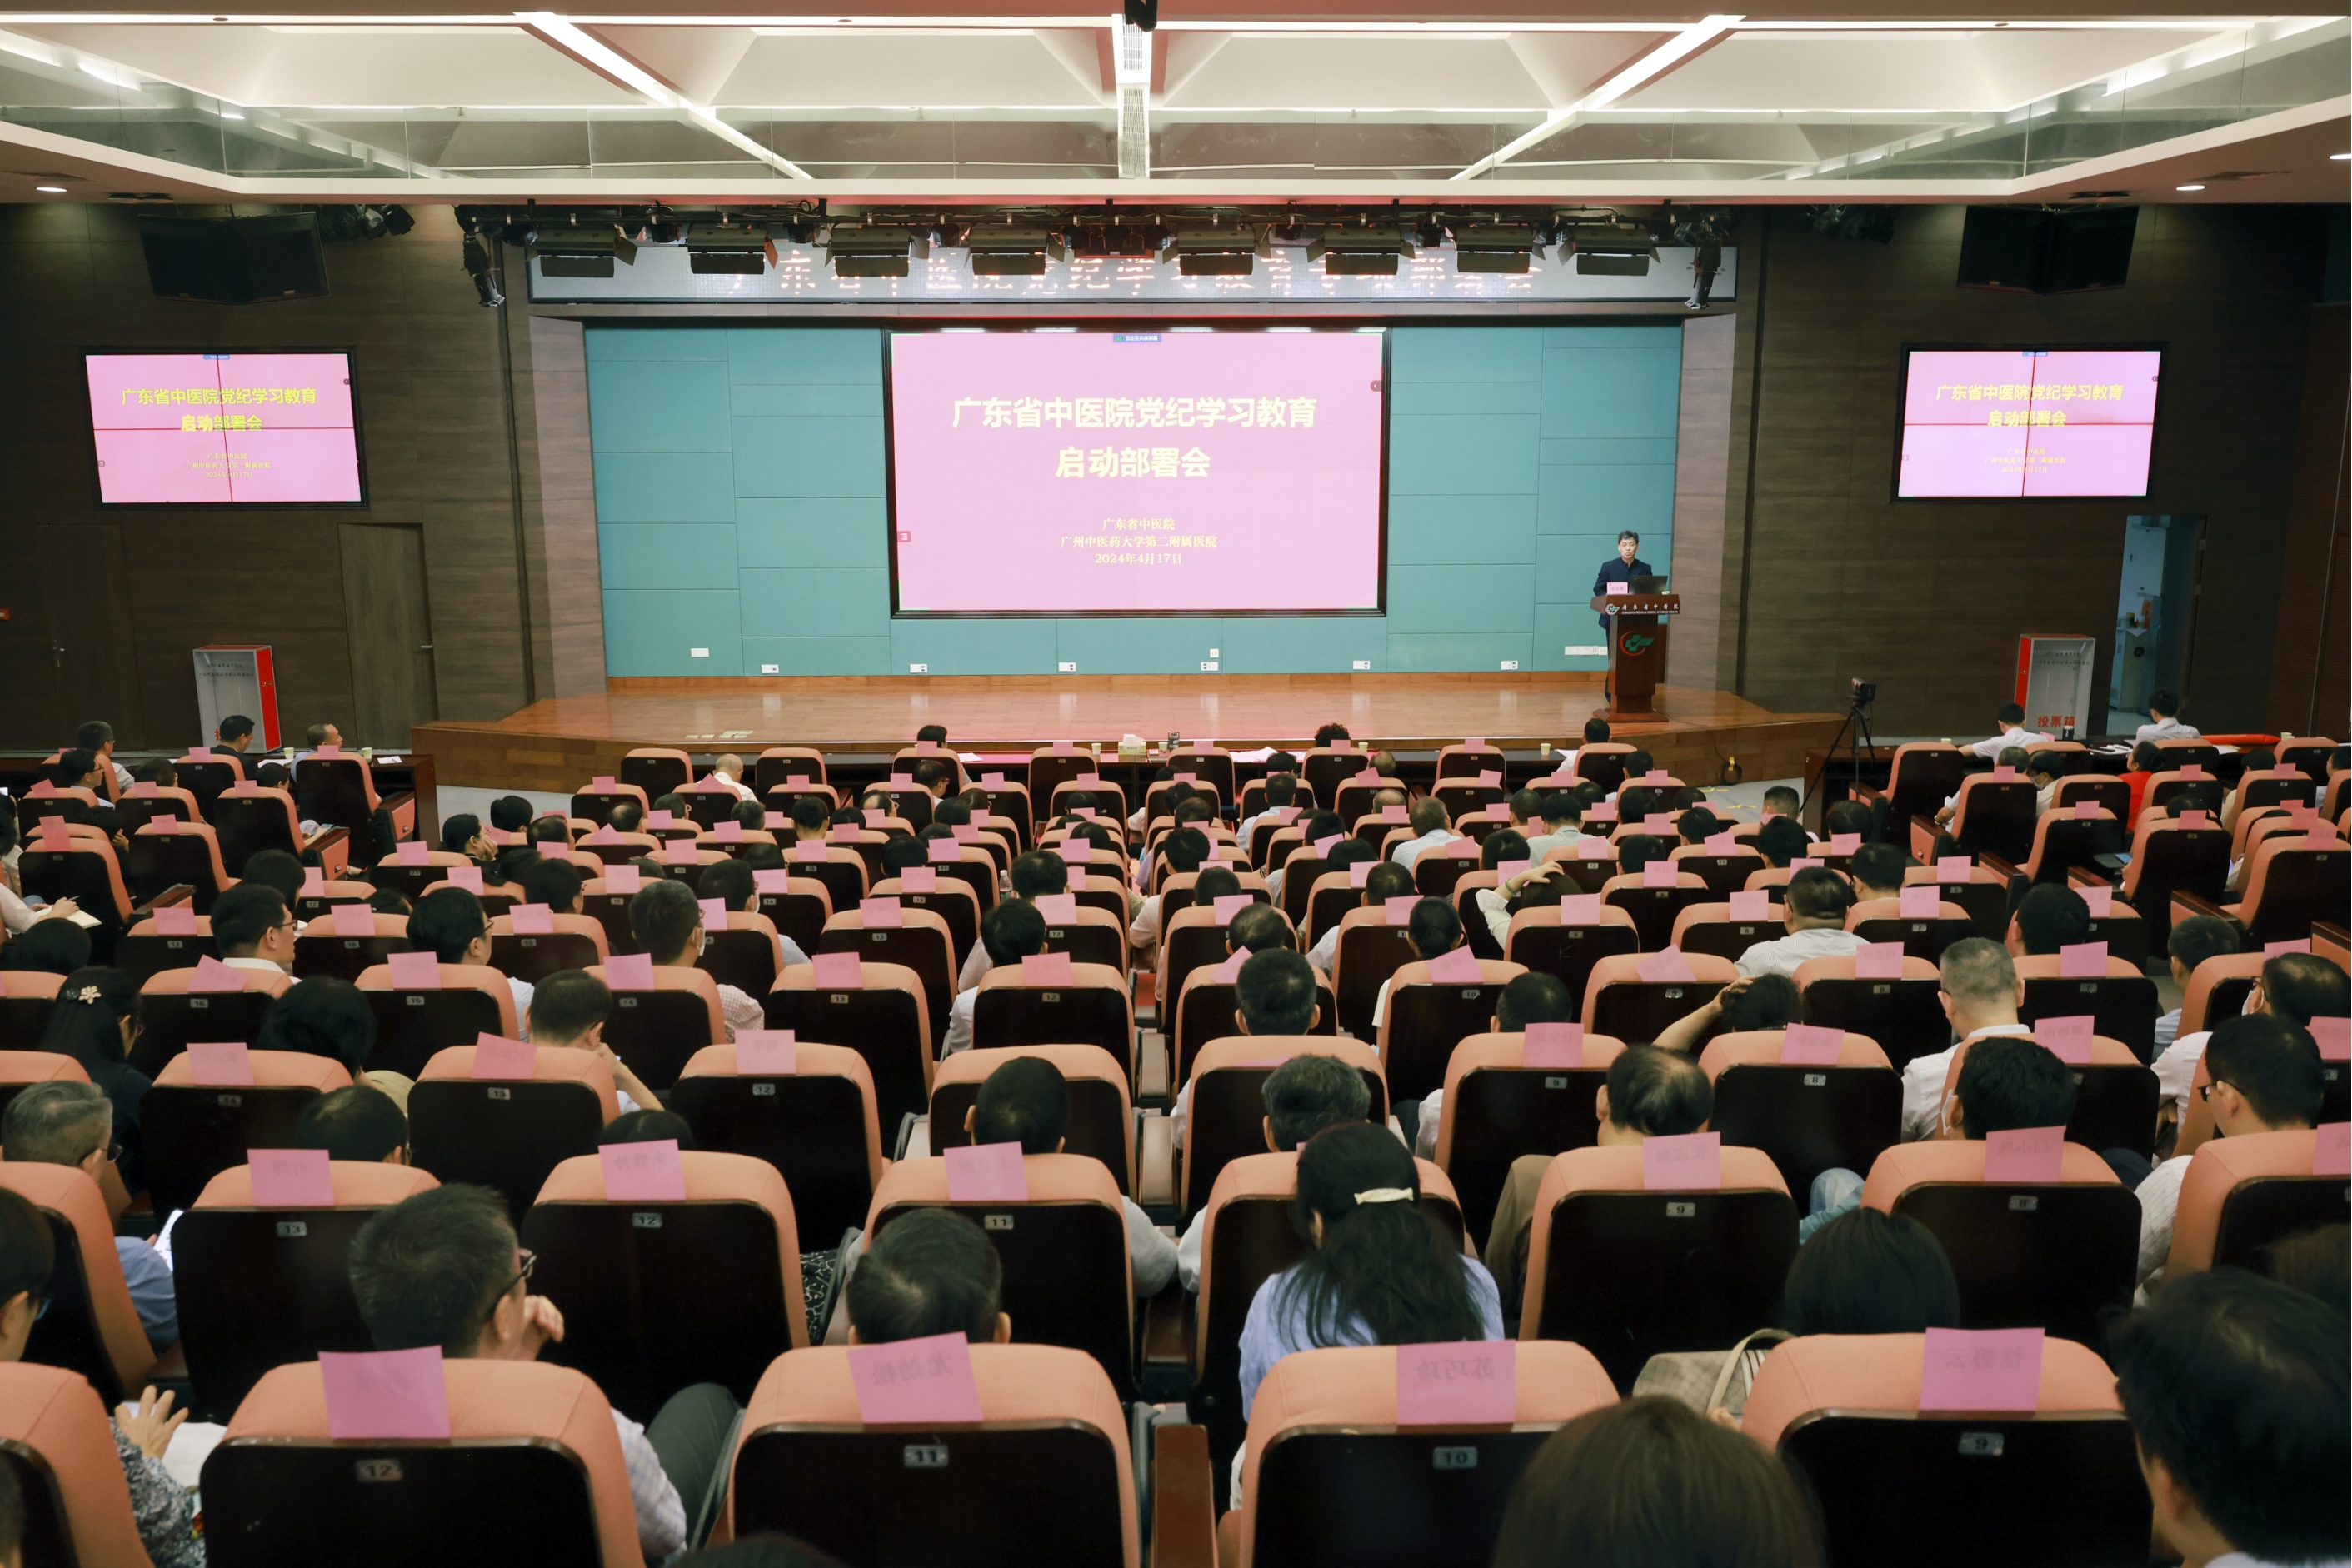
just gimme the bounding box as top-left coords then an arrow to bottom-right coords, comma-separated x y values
213,881 -> 301,976
0,1081 -> 177,1355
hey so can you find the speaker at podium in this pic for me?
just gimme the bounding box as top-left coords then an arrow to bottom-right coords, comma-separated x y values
1590,585 -> 1679,721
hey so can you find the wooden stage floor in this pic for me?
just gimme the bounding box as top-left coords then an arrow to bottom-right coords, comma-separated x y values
415,674 -> 1845,794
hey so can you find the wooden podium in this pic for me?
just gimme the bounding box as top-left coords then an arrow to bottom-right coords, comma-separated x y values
1590,592 -> 1679,720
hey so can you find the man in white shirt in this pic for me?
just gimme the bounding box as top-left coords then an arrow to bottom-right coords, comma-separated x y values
707,753 -> 757,802
1176,1051 -> 1371,1291
290,720 -> 344,764
2155,951 -> 2348,1127
409,886 -> 536,1035
1311,858 -> 1411,975
1169,933 -> 1321,1153
1521,792 -> 1585,862
1236,772 -> 1300,861
2133,689 -> 2200,745
1735,866 -> 1865,979
212,882 -> 300,977
2134,1013 -> 2325,1297
946,898 -> 1049,1056
528,969 -> 662,1115
1390,797 -> 1461,870
956,849 -> 1072,992
1128,826 -> 1212,954
698,857 -> 812,975
1900,938 -> 2035,1141
2025,749 -> 2067,814
2150,915 -> 2240,1072
1967,702 -> 2050,759
1263,810 -> 1345,908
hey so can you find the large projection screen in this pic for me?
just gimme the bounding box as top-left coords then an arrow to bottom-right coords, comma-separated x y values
887,328 -> 1386,615
1896,347 -> 2162,499
86,350 -> 364,506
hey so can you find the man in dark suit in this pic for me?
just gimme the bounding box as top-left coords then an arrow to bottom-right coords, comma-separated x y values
212,714 -> 256,757
1592,530 -> 1655,632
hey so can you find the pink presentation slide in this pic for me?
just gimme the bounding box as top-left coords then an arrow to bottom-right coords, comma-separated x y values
1897,348 -> 2160,498
86,352 -> 362,504
889,330 -> 1386,612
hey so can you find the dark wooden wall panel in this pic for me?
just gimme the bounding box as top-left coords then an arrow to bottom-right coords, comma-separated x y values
2265,302 -> 2350,735
522,316 -> 607,697
1669,312 -> 1737,690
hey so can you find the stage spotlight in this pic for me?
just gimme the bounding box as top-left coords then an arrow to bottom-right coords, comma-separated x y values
965,222 -> 1063,276
1070,218 -> 1165,258
379,204 -> 415,237
1451,220 -> 1540,273
686,223 -> 771,274
461,230 -> 503,307
1122,0 -> 1156,31
825,222 -> 926,277
1170,223 -> 1257,276
1318,220 -> 1411,277
1570,241 -> 1657,276
531,225 -> 637,278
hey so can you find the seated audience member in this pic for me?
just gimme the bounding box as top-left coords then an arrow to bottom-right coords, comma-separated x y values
1263,750 -> 1301,777
1492,1398 -> 1824,1568
2119,742 -> 2164,822
1412,971 -> 1575,1158
1483,1046 -> 1715,1309
946,900 -> 1048,1056
709,754 -> 757,802
214,881 -> 298,976
1310,861 -> 1412,974
1554,716 -> 1610,777
1264,811 -> 1346,906
699,857 -> 812,970
2133,1014 -> 2324,1295
35,966 -> 151,1191
954,848 -> 1070,991
292,721 -> 344,762
1967,702 -> 2045,760
608,798 -> 647,836
1615,786 -> 1656,827
601,1109 -> 695,1147
2156,915 -> 2239,1056
1127,827 -> 1211,950
136,757 -> 179,791
1615,833 -> 1669,882
1653,972 -> 1803,1057
1238,772 -> 1300,851
0,813 -> 85,936
1391,797 -> 1461,870
1370,899 -> 1469,1033
52,748 -> 122,831
1313,723 -> 1351,749
369,885 -> 413,918
76,719 -> 136,794
530,968 -> 662,1114
441,812 -> 495,868
1176,1053 -> 1370,1291
257,974 -> 411,1108
652,792 -> 693,825
2135,688 -> 2200,745
242,849 -> 309,912
347,1185 -> 729,1561
2264,1224 -> 2351,1319
2156,951 -> 2345,1126
1170,941 -> 1321,1149
1,1081 -> 176,1353
487,794 -> 534,838
2009,882 -> 2090,956
1760,784 -> 1802,825
1899,938 -> 2034,1142
1,916 -> 92,976
1468,830 -> 1548,948
1502,788 -> 1544,836
1755,816 -> 1810,869
2023,750 -> 2069,813
0,1186 -> 201,1568
1847,841 -> 1909,903
962,1056 -> 1177,1296
915,723 -> 950,751
1675,808 -> 1720,846
295,1082 -> 409,1163
213,713 -> 256,757
409,887 -> 534,1031
517,854 -> 586,916
1521,793 -> 1584,861
2110,1270 -> 2348,1568
1620,750 -> 1656,787
1735,866 -> 1862,979
788,798 -> 829,843
1822,800 -> 1874,845
626,879 -> 752,1041
849,1206 -> 1008,1346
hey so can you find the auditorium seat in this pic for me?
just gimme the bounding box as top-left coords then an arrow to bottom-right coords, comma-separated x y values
720,1343 -> 1137,1567
1160,904 -> 1283,1021
931,1042 -> 1136,1194
2174,1034 -> 2350,1160
1377,955 -> 1526,1103
568,777 -> 649,830
369,846 -> 472,902
0,1161 -> 155,1406
587,960 -> 724,1091
292,876 -> 375,923
1169,967 -> 1339,1090
485,909 -> 609,983
817,906 -> 956,1045
1662,898 -> 1772,966
0,1361 -> 158,1566
1433,1031 -> 1625,1246
123,818 -> 237,912
175,1160 -> 440,1420
0,972 -> 63,1051
753,746 -> 831,794
782,844 -> 870,914
2174,829 -> 2350,946
1327,906 -> 1418,1038
1860,1141 -> 2136,1344
1600,865 -> 1711,951
409,1042 -> 617,1216
1844,894 -> 1975,965
1159,867 -> 1271,932
1570,741 -> 1635,793
1579,951 -> 1735,1049
866,1151 -> 1136,1397
1794,952 -> 1948,1071
293,753 -> 417,859
417,874 -> 521,918
751,872 -> 835,960
576,827 -> 660,868
1853,744 -> 1965,841
1519,1145 -> 1797,1391
523,1149 -> 809,1414
353,961 -> 516,1081
2275,737 -> 2337,781
1899,861 -> 2012,940
2162,1127 -> 2350,1277
2177,951 -> 2264,1038
1914,772 -> 2036,864
670,1041 -> 886,1249
1276,841 -> 1348,927
1417,832 -> 1493,900
1996,806 -> 2125,888
2234,764 -> 2321,816
1506,903 -> 1640,1015
620,745 -> 693,797
205,1359 -> 644,1567
0,1049 -> 88,1128
765,960 -> 934,1132
1047,776 -> 1128,826
212,782 -> 330,880
2143,762 -> 2225,821
173,752 -> 243,820
1178,1036 -> 1386,1221
143,1047 -> 350,1216
12,784 -> 105,838
134,963 -> 292,1077
971,961 -> 1132,1083
1299,743 -> 1373,807
116,781 -> 205,836
2013,952 -> 2160,1061
111,911 -> 212,987
1668,842 -> 1769,898
292,908 -> 413,982
1219,1341 -> 1618,1568
1699,1029 -> 1900,1200
1744,1334 -> 2145,1568
17,822 -> 143,941
2051,772 -> 2131,817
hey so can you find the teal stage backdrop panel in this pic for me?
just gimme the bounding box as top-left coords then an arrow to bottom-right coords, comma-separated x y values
587,324 -> 1680,677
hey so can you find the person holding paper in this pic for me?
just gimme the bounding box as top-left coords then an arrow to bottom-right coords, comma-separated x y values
2132,689 -> 2200,746
966,1056 -> 1176,1296
1733,869 -> 1864,980
1391,797 -> 1461,871
0,1185 -> 202,1568
295,1083 -> 409,1163
2132,1014 -> 2326,1300
2109,1270 -> 2349,1568
2154,951 -> 2345,1130
2,1081 -> 178,1355
347,1186 -> 718,1561
847,1206 -> 1011,1346
1590,530 -> 1653,632
1412,971 -> 1576,1161
411,889 -> 535,1035
529,970 -> 662,1116
945,901 -> 1047,1056
258,976 -> 413,1111
1175,1054 -> 1371,1293
1310,860 -> 1411,975
626,879 -> 757,1041
1899,940 -> 2036,1142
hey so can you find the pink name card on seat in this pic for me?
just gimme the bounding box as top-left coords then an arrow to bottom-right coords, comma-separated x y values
890,866 -> 934,894
1641,860 -> 1678,888
1585,803 -> 1619,824
1378,806 -> 1409,825
737,1031 -> 796,1075
793,842 -> 831,865
662,841 -> 699,867
981,772 -> 1007,790
590,776 -> 619,792
587,825 -> 623,846
1984,1125 -> 2065,1182
1827,834 -> 1861,856
1919,1327 -> 2044,1412
601,1138 -> 687,1201
1348,861 -> 1376,889
1635,948 -> 1696,983
1520,1022 -> 1583,1069
1021,952 -> 1074,986
1074,773 -> 1104,789
647,811 -> 677,829
2315,1123 -> 2350,1177
1396,1340 -> 1516,1428
1496,859 -> 1531,883
1385,895 -> 1418,926
604,865 -> 643,894
1790,858 -> 1823,872
752,868 -> 793,896
189,956 -> 247,993
1034,894 -> 1079,924
1703,832 -> 1738,854
1936,857 -> 1973,883
1052,741 -> 1076,754
2180,809 -> 2210,829
2072,800 -> 2100,819
1641,1131 -> 1721,1190
1728,891 -> 1771,921
1991,765 -> 2017,781
2033,1015 -> 2095,1063
889,772 -> 915,788
1575,838 -> 1611,861
248,1147 -> 334,1207
472,1034 -> 536,1078
510,903 -> 555,935
320,1346 -> 452,1441
848,1330 -> 986,1426
395,841 -> 428,866
1853,942 -> 1905,980
301,866 -> 326,896
715,820 -> 744,843
386,951 -> 442,990
1643,813 -> 1672,834
447,866 -> 483,892
1644,770 -> 1670,786
812,952 -> 863,989
328,902 -> 377,937
1355,768 -> 1381,785
2058,941 -> 2109,978
188,1041 -> 254,1085
927,840 -> 962,865
605,953 -> 656,991
2179,763 -> 2206,778
2265,938 -> 2312,957
860,897 -> 903,929
1211,894 -> 1253,926
1780,1025 -> 1845,1066
1428,946 -> 1482,984
1560,893 -> 1604,924
2079,886 -> 2115,917
945,1141 -> 1029,1201
131,781 -> 158,798
155,905 -> 200,936
2308,1016 -> 2350,1061
1898,886 -> 1941,919
1066,866 -> 1089,892
150,817 -> 181,836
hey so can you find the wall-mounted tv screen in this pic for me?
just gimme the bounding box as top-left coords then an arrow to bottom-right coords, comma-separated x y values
887,327 -> 1386,615
85,351 -> 363,505
1897,347 -> 2161,498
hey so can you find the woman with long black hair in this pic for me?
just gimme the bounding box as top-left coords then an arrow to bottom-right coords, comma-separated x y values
34,966 -> 150,1194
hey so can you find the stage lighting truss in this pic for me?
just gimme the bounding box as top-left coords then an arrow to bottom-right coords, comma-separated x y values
1068,219 -> 1166,260
526,223 -> 637,278
685,223 -> 773,275
821,222 -> 930,277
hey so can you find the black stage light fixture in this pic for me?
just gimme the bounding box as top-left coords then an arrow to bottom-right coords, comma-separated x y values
965,221 -> 1062,276
1170,222 -> 1256,276
685,223 -> 770,274
530,225 -> 637,278
825,222 -> 926,277
1451,220 -> 1539,273
461,229 -> 503,307
1570,240 -> 1657,276
1071,217 -> 1165,258
1319,220 -> 1411,277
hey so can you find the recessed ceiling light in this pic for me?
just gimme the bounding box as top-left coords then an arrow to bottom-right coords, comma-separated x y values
2175,183 -> 2205,192
34,184 -> 66,193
